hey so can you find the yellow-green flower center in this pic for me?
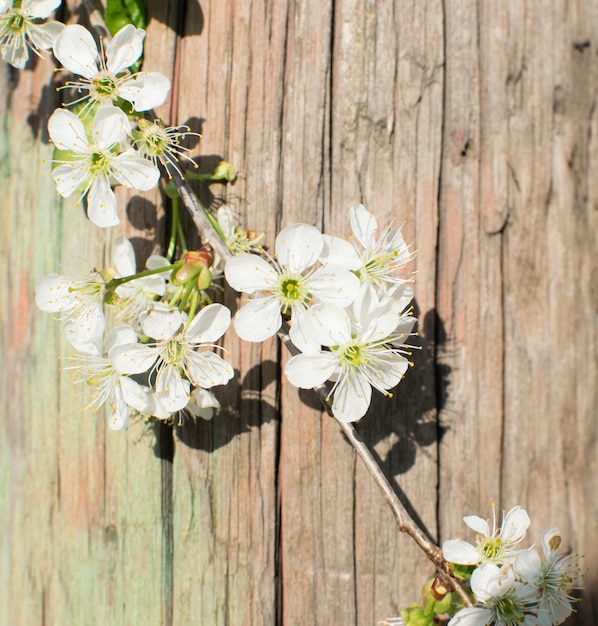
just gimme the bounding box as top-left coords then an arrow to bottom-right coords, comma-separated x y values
480,536 -> 504,562
92,75 -> 117,97
336,341 -> 367,369
89,150 -> 111,175
6,12 -> 26,34
276,273 -> 309,312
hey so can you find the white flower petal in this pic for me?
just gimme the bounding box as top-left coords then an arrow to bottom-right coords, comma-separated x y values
442,539 -> 480,566
320,234 -> 361,270
53,24 -> 99,79
107,385 -> 130,430
105,24 -> 144,74
119,376 -> 151,413
52,163 -> 88,197
540,526 -> 561,560
112,149 -> 160,191
288,305 -> 320,353
233,296 -> 282,342
513,548 -> 542,585
332,371 -> 372,422
308,266 -> 360,307
501,506 -> 530,543
23,0 -> 62,18
187,388 -> 220,420
448,607 -> 492,626
363,353 -> 409,391
2,40 -> 29,69
224,254 -> 278,293
285,353 -> 337,389
112,236 -> 137,277
110,343 -> 158,375
186,351 -> 234,388
35,274 -> 76,312
471,563 -> 514,601
350,204 -> 377,249
305,303 -> 352,347
275,223 -> 323,273
92,105 -> 130,148
464,515 -> 491,537
118,72 -> 170,111
186,303 -> 231,343
140,306 -> 183,340
48,108 -> 88,152
87,175 -> 120,228
155,364 -> 189,412
63,320 -> 102,354
28,20 -> 65,51
105,324 -> 138,353
63,305 -> 106,343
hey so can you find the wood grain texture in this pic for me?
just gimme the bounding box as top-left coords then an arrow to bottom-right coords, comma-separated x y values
1,0 -> 596,624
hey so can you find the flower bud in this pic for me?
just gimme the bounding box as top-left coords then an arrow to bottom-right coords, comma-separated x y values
172,246 -> 214,290
212,160 -> 237,183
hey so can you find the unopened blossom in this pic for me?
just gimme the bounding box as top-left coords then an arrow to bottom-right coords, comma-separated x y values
54,23 -> 170,114
284,283 -> 414,422
321,204 -> 415,288
35,266 -> 108,348
0,0 -> 64,69
443,505 -> 531,566
48,105 -> 160,227
111,303 -> 234,413
225,223 -> 360,351
67,325 -> 151,430
449,563 -> 541,626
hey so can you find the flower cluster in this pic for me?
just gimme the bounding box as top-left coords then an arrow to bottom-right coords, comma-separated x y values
0,3 -> 199,226
36,236 -> 237,429
225,204 -> 417,422
442,505 -> 584,626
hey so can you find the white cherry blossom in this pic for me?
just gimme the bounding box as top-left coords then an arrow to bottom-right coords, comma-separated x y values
53,23 -> 170,113
321,204 -> 415,288
111,304 -> 234,413
48,106 -> 160,227
284,283 -> 414,422
449,563 -> 541,626
518,528 -> 584,625
67,325 -> 151,430
224,223 -> 360,351
35,267 -> 107,348
443,505 -> 531,567
0,0 -> 64,69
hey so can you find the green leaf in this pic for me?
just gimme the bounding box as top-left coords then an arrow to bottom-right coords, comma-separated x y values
104,0 -> 148,35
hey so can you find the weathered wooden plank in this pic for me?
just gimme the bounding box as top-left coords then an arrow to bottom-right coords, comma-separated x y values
329,0 -> 445,622
500,1 -> 598,623
436,0 -> 506,541
169,1 -> 283,623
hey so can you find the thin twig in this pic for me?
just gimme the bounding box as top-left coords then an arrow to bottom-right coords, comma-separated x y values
276,325 -> 472,607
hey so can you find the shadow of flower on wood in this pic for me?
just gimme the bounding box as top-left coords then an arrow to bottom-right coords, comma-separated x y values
174,360 -> 280,453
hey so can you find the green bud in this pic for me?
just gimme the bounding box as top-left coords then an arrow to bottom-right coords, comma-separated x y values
401,606 -> 432,626
212,160 -> 237,183
196,265 -> 212,290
